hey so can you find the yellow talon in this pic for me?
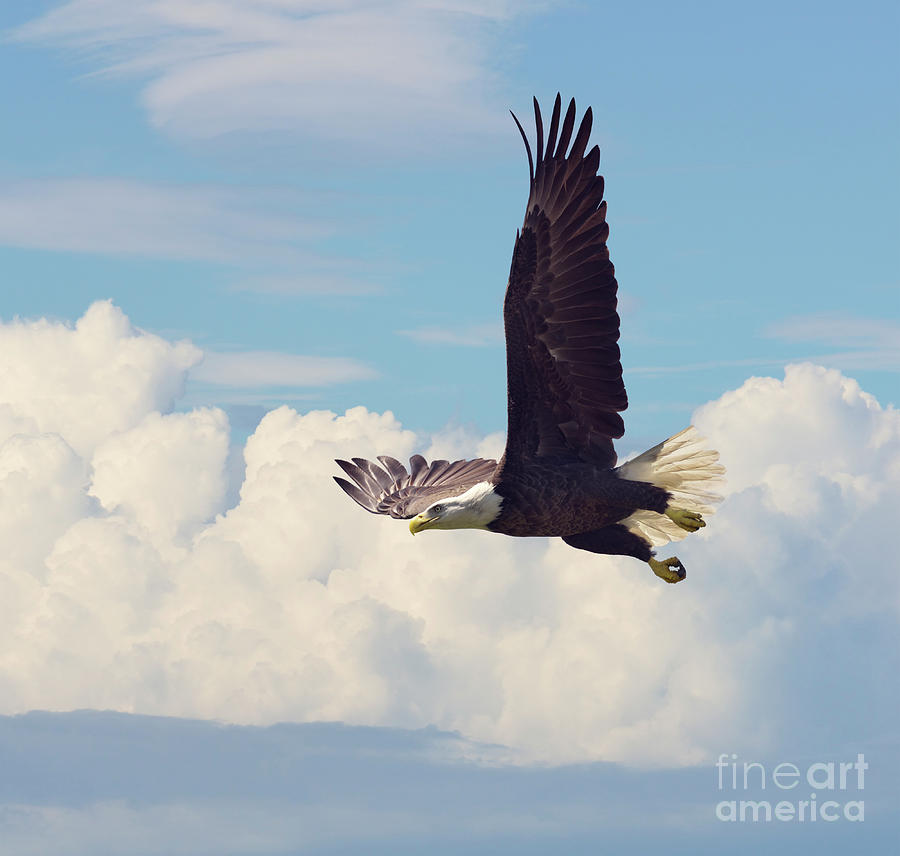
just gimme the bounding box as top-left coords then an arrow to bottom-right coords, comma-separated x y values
649,556 -> 686,584
665,507 -> 706,533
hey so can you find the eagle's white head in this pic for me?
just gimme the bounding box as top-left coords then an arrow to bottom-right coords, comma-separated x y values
408,481 -> 502,535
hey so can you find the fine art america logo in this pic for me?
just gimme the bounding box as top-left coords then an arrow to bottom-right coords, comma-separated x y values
715,753 -> 867,823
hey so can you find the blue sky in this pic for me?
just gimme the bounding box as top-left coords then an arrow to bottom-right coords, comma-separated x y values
1,3 -> 899,854
2,0 -> 896,448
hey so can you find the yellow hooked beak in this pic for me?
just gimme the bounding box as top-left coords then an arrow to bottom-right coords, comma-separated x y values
409,512 -> 439,535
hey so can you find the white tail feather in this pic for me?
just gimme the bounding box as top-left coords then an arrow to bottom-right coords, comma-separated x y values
616,426 -> 726,547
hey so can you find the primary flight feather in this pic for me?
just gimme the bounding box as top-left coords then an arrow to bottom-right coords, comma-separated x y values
334,94 -> 724,584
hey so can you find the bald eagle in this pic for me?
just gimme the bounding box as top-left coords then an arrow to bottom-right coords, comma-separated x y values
334,95 -> 724,584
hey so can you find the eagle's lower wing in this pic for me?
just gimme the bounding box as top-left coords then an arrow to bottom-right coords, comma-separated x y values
500,95 -> 626,474
334,455 -> 498,519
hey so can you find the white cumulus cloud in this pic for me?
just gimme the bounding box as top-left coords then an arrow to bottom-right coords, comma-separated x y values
0,304 -> 897,766
0,300 -> 199,457
89,408 -> 230,544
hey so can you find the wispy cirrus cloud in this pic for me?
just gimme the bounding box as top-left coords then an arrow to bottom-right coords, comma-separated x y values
630,315 -> 900,377
765,314 -> 900,372
397,322 -> 502,347
0,177 -> 328,263
194,350 -> 378,387
0,177 -> 392,296
231,269 -> 384,297
628,357 -> 792,376
13,0 -> 550,149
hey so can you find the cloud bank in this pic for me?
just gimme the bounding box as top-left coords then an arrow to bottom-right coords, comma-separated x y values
5,710 -> 892,855
0,302 -> 898,765
14,0 -> 545,148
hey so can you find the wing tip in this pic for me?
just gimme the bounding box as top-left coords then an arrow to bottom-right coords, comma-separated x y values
510,108 -> 534,183
333,475 -> 379,513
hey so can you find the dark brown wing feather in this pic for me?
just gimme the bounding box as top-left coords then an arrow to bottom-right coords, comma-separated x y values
333,455 -> 498,519
499,94 -> 626,474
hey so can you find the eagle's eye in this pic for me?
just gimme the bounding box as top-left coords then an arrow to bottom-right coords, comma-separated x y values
432,504 -> 444,514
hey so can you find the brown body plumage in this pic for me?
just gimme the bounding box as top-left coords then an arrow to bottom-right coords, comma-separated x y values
489,463 -> 668,539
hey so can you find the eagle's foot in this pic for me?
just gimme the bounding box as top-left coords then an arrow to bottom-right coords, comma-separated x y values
649,556 -> 686,584
665,506 -> 706,533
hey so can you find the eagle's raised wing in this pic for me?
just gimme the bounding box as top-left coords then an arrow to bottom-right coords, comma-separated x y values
499,94 -> 626,474
333,455 -> 498,519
